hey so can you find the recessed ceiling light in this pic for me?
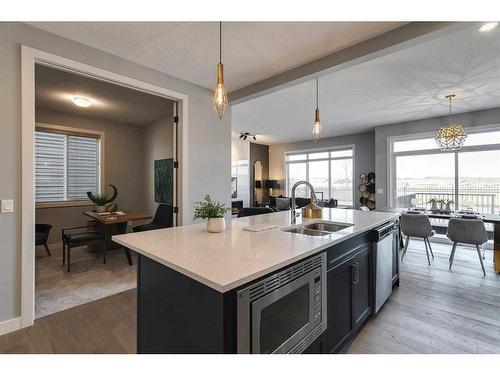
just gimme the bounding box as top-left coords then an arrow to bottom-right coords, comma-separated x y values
70,96 -> 94,108
479,22 -> 498,32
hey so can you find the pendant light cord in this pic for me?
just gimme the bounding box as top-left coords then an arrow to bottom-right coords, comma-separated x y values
316,78 -> 319,109
448,95 -> 452,125
219,21 -> 222,64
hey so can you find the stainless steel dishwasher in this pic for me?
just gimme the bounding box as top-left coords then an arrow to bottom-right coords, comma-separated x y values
370,221 -> 398,313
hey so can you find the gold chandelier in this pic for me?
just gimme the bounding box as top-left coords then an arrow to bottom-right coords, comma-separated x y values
312,78 -> 322,142
213,21 -> 228,119
435,94 -> 467,151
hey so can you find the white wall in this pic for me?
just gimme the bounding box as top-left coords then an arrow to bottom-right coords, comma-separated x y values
374,107 -> 500,208
0,22 -> 231,324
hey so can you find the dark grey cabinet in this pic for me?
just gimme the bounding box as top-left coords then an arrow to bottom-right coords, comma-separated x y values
326,238 -> 372,353
352,247 -> 371,329
327,257 -> 354,352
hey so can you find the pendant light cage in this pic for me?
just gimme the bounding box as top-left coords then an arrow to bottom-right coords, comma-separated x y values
435,94 -> 467,151
312,78 -> 322,142
213,21 -> 228,119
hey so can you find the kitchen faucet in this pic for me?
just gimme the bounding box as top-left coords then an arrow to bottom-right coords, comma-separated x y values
291,180 -> 318,224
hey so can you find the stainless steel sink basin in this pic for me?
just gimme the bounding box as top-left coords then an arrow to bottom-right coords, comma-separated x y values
303,221 -> 353,232
282,227 -> 332,236
282,221 -> 353,236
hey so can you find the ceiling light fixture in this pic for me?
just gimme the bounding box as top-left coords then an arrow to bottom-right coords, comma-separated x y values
479,22 -> 498,32
312,78 -> 322,142
213,21 -> 228,119
70,96 -> 94,108
239,132 -> 256,141
435,94 -> 467,151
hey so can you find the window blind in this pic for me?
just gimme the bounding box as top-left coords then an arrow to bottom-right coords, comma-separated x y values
67,135 -> 99,200
35,130 -> 100,203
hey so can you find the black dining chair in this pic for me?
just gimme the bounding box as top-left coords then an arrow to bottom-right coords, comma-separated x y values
237,207 -> 274,218
35,223 -> 53,256
62,224 -> 106,272
133,204 -> 173,232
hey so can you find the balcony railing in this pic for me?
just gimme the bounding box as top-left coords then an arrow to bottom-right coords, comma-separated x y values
395,185 -> 500,214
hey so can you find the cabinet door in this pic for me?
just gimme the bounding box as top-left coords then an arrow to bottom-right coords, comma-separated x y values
326,260 -> 353,352
352,248 -> 372,329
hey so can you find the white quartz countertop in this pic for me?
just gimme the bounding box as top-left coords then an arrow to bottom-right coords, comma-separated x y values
112,208 -> 399,293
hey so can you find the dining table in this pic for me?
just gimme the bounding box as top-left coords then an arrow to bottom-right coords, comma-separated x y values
378,207 -> 500,273
82,210 -> 152,265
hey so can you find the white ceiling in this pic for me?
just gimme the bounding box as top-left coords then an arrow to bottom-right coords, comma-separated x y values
232,23 -> 500,144
27,22 -> 404,92
35,64 -> 173,125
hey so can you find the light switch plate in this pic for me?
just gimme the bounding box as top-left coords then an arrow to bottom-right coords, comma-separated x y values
377,188 -> 384,194
1,199 -> 14,213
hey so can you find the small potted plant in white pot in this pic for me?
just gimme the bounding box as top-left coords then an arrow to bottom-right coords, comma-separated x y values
193,195 -> 229,233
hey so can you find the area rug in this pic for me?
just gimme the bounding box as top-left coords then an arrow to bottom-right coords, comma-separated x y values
35,243 -> 137,319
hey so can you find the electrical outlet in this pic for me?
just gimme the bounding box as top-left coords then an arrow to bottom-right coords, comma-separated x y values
1,199 -> 14,213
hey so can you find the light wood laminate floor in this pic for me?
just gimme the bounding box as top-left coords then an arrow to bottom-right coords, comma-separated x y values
1,240 -> 499,354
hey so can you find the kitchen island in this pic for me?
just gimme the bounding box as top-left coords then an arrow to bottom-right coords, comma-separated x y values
113,208 -> 400,354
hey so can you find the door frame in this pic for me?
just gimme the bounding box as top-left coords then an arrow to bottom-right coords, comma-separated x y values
21,45 -> 189,328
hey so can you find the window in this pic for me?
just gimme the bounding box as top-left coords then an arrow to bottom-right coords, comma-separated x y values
35,126 -> 101,204
390,128 -> 500,214
285,147 -> 354,206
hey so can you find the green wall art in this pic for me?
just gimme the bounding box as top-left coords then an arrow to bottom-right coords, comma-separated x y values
154,158 -> 174,204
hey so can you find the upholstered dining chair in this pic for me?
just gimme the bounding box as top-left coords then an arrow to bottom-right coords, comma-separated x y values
447,218 -> 488,277
400,213 -> 435,265
133,204 -> 173,232
35,223 -> 53,256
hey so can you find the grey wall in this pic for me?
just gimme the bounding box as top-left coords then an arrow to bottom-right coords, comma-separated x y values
250,143 -> 269,206
35,108 -> 147,244
0,22 -> 231,323
143,113 -> 174,216
374,107 -> 500,208
269,132 -> 375,207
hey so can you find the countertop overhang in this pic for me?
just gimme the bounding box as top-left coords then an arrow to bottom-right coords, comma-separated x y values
113,208 -> 399,292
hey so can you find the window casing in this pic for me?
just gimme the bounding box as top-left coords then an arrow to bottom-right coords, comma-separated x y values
285,146 -> 354,206
35,124 -> 102,206
389,127 -> 500,214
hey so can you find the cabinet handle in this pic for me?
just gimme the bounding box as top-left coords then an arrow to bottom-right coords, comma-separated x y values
352,262 -> 360,285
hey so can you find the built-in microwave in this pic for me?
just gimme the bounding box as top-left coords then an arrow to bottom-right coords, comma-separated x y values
237,252 -> 327,354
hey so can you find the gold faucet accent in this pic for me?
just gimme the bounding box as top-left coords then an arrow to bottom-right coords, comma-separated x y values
291,181 -> 323,224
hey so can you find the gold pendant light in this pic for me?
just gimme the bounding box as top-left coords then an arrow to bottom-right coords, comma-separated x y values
312,78 -> 322,142
213,21 -> 228,119
435,94 -> 467,151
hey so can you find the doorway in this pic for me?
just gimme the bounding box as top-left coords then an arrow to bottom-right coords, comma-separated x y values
21,46 -> 189,328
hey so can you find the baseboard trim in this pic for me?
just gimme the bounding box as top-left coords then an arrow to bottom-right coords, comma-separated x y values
0,317 -> 22,336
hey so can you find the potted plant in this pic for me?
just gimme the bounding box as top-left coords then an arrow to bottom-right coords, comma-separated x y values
193,195 -> 230,233
87,184 -> 118,213
442,199 -> 454,214
428,198 -> 440,213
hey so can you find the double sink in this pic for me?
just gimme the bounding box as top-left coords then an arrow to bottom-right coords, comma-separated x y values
282,221 -> 353,236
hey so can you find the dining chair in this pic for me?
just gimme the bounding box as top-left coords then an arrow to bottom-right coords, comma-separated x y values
447,218 -> 488,276
133,204 -> 173,232
62,225 -> 106,272
400,213 -> 435,265
35,223 -> 52,256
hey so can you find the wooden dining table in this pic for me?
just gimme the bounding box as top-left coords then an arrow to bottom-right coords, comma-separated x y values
83,210 -> 152,265
378,207 -> 500,273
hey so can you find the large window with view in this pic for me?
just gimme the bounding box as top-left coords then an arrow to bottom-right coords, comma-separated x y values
390,128 -> 500,214
35,126 -> 102,205
285,147 -> 354,206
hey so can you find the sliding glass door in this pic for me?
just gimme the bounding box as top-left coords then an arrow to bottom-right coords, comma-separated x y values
390,128 -> 500,214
